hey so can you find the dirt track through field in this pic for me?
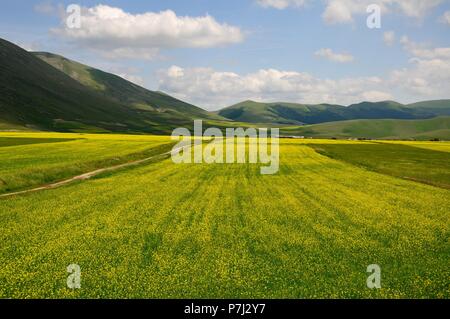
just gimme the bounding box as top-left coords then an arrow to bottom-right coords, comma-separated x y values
0,144 -> 189,199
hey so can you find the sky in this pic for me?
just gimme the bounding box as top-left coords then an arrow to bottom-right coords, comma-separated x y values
1,0 -> 450,110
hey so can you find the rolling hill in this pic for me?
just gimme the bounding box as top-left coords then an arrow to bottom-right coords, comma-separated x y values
33,52 -> 219,120
280,116 -> 450,140
218,100 -> 450,125
1,36 -> 449,140
0,38 -> 221,134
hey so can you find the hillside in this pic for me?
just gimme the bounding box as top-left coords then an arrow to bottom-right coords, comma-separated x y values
33,52 -> 220,120
218,100 -> 346,125
2,36 -> 449,139
219,100 -> 450,125
0,38 -> 220,134
280,116 -> 450,140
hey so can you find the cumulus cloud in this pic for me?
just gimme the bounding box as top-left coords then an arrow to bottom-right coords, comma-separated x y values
440,11 -> 450,25
383,31 -> 396,46
158,66 -> 391,109
322,0 -> 444,24
322,0 -> 357,24
258,0 -> 445,24
314,48 -> 354,63
53,5 -> 244,60
400,36 -> 450,59
392,36 -> 450,98
360,90 -> 393,101
395,0 -> 444,18
158,35 -> 450,110
256,0 -> 307,9
390,58 -> 450,97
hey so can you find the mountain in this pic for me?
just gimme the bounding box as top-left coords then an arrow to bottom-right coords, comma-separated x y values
2,35 -> 449,138
217,100 -> 344,125
280,116 -> 450,140
33,52 -> 219,120
0,38 -> 220,134
218,100 -> 450,125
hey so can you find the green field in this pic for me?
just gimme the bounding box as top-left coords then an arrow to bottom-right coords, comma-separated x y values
280,116 -> 450,140
309,142 -> 450,189
0,133 -> 449,298
0,133 -> 174,193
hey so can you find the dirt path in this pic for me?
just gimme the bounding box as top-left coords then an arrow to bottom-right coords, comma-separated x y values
0,144 -> 189,199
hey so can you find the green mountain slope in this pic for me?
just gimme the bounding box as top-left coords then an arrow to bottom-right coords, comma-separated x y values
2,35 -> 449,139
0,38 -> 221,134
33,52 -> 220,120
218,100 -> 346,124
219,100 -> 450,125
406,100 -> 450,117
280,116 -> 450,140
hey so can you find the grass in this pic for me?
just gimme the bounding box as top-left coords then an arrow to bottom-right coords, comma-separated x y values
280,117 -> 450,140
0,133 -> 448,298
0,133 -> 174,194
0,137 -> 78,147
308,142 -> 450,189
377,140 -> 450,153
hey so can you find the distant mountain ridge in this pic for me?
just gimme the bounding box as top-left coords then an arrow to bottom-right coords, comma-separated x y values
1,36 -> 450,140
218,100 -> 450,125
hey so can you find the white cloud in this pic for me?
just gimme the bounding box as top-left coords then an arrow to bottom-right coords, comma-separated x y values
360,90 -> 393,101
322,0 -> 444,24
256,0 -> 307,9
53,5 -> 244,60
440,11 -> 450,25
257,0 -> 445,23
158,66 -> 390,109
167,66 -> 185,78
322,0 -> 356,24
400,36 -> 450,59
158,35 -> 450,110
383,31 -> 396,46
411,47 -> 450,60
315,48 -> 354,63
391,36 -> 450,98
390,58 -> 450,97
395,0 -> 444,18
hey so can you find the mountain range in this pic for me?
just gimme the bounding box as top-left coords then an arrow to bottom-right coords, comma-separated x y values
218,100 -> 450,125
1,37 -> 449,139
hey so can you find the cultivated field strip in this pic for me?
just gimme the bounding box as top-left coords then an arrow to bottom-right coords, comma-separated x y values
0,134 -> 174,194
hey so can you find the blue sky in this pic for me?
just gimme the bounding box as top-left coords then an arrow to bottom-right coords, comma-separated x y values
1,0 -> 450,110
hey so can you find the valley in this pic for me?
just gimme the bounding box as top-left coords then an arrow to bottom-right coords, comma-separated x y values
0,133 -> 448,298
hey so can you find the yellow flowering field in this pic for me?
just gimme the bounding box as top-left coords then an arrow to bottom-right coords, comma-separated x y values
0,133 -> 448,298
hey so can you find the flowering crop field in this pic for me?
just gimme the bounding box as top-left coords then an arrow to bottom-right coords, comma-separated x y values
0,132 -> 174,194
0,133 -> 449,298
